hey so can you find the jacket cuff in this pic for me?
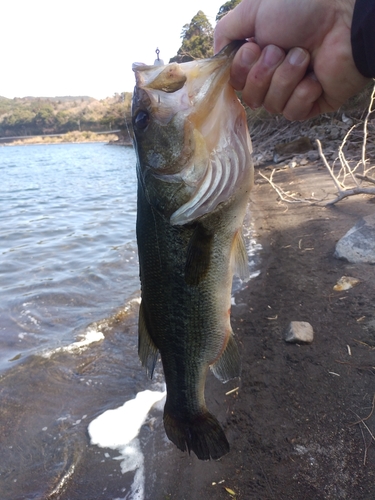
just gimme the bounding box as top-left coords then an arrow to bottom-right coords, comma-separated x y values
351,0 -> 375,77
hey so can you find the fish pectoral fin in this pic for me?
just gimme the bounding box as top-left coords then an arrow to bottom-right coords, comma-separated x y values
232,230 -> 249,280
210,333 -> 241,383
184,224 -> 214,286
138,301 -> 159,379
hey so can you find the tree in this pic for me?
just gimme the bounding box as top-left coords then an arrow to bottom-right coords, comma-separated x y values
169,11 -> 213,63
216,0 -> 241,22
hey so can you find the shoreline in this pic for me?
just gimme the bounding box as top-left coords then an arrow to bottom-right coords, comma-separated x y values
0,131 -> 132,147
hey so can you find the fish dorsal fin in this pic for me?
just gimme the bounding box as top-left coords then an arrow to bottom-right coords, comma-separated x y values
210,333 -> 241,383
138,301 -> 159,378
170,119 -> 252,226
231,230 -> 249,279
184,223 -> 213,286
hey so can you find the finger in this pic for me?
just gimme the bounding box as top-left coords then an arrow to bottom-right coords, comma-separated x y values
262,47 -> 310,114
229,41 -> 262,90
214,0 -> 260,53
282,73 -> 323,121
241,45 -> 285,109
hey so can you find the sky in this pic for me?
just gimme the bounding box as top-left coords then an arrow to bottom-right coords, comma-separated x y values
1,0 -> 226,100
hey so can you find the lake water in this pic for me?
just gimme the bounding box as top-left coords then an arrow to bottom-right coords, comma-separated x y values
0,143 -> 260,499
0,143 -> 140,369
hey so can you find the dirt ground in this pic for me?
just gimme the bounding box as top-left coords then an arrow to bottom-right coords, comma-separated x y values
150,158 -> 375,499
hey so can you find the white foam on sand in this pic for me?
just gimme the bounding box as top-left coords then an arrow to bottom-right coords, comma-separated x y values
63,327 -> 105,351
40,297 -> 142,359
88,389 -> 166,500
41,326 -> 104,358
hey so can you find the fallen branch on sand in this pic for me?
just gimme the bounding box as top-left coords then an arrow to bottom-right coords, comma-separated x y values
259,82 -> 375,206
258,169 -> 316,204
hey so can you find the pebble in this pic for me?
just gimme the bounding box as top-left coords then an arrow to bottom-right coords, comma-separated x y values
285,321 -> 314,344
307,151 -> 320,162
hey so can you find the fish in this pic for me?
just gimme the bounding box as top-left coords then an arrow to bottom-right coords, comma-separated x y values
131,42 -> 253,461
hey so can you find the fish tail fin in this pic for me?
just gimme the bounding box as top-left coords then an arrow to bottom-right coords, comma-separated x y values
163,409 -> 229,460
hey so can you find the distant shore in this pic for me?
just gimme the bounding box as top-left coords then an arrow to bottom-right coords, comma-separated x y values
0,130 -> 132,147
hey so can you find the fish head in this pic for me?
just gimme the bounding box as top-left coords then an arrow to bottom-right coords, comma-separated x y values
132,42 -> 253,223
132,62 -> 191,176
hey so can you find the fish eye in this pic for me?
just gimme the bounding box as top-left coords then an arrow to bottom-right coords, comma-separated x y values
134,110 -> 150,130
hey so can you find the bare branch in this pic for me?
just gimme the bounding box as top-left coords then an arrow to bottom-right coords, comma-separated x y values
355,174 -> 375,185
325,186 -> 375,206
316,139 -> 342,191
258,169 -> 315,204
256,82 -> 375,206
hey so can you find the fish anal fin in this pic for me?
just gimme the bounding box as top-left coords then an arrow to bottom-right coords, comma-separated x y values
210,333 -> 241,383
138,301 -> 159,378
163,409 -> 229,460
232,230 -> 249,280
184,224 -> 213,286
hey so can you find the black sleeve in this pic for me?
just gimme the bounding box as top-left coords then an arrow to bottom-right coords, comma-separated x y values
351,0 -> 375,77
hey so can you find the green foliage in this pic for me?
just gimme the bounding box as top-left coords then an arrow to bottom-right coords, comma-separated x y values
169,1 -> 241,64
0,93 -> 133,138
216,0 -> 241,21
169,11 -> 213,63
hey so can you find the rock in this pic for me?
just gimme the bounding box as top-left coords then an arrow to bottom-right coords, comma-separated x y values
285,321 -> 314,344
333,276 -> 361,291
307,150 -> 320,162
329,127 -> 341,140
342,113 -> 354,127
335,214 -> 375,263
273,137 -> 314,163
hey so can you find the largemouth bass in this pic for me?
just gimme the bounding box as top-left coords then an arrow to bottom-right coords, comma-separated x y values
132,42 -> 253,460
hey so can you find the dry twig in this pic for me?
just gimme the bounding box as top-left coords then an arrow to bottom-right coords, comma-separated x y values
258,169 -> 315,204
349,394 -> 375,465
317,82 -> 375,204
352,394 -> 375,426
260,81 -> 375,205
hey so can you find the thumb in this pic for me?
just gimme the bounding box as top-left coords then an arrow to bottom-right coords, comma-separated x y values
214,0 -> 260,53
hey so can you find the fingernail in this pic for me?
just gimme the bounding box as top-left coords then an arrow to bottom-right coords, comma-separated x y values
288,47 -> 308,66
240,45 -> 258,68
263,45 -> 284,67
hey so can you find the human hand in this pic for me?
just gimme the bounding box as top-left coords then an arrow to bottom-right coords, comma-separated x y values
214,0 -> 370,120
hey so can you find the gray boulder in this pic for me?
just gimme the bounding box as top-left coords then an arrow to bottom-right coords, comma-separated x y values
335,214 -> 375,263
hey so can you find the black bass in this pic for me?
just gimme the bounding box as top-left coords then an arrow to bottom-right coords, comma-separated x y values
132,42 -> 253,460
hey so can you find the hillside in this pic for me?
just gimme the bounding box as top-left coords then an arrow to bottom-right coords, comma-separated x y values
0,93 -> 132,138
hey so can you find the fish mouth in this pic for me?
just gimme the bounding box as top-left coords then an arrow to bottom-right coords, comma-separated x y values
132,41 -> 245,125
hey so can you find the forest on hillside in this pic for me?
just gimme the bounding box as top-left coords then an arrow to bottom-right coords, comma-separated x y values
0,93 -> 133,138
0,0 -> 239,139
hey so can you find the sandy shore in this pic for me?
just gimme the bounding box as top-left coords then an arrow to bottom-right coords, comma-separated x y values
147,157 -> 375,499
